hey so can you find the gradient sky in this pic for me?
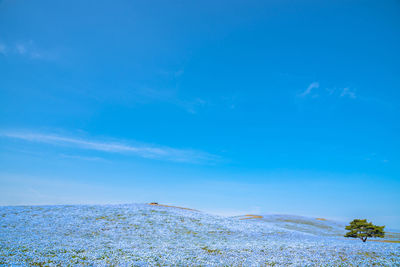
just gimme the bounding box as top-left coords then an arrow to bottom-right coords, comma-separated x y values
1,0 -> 399,228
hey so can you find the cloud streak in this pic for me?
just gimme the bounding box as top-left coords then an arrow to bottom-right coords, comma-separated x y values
299,82 -> 356,99
299,82 -> 319,97
340,87 -> 356,99
0,131 -> 219,164
0,40 -> 52,60
0,43 -> 6,55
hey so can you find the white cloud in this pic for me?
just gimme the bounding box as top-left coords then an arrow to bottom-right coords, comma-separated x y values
0,43 -> 6,55
0,40 -> 47,59
300,82 -> 357,100
0,131 -> 218,164
299,82 -> 319,97
16,44 -> 27,55
174,69 -> 184,77
15,41 -> 44,59
340,87 -> 356,99
59,154 -> 107,162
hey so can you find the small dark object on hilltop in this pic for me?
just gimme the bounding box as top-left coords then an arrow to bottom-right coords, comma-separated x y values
149,202 -> 159,205
344,219 -> 385,242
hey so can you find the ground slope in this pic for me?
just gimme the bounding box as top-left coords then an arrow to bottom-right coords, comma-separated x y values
0,204 -> 399,266
238,214 -> 400,242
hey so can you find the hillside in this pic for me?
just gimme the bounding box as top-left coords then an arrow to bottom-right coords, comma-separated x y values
238,214 -> 400,242
0,204 -> 399,265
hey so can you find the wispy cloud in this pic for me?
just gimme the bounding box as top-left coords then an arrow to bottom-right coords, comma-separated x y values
340,87 -> 356,99
15,41 -> 44,59
59,154 -> 107,162
15,43 -> 27,55
0,131 -> 219,164
299,82 -> 356,99
158,68 -> 185,78
0,43 -> 6,55
0,40 -> 51,60
180,98 -> 209,114
299,82 -> 320,97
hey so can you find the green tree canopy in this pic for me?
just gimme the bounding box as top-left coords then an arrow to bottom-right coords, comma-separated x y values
344,219 -> 385,242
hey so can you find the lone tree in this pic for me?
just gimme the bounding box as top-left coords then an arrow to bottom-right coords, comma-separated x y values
344,219 -> 385,242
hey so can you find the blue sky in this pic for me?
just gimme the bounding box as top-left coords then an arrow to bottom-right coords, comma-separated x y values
1,0 -> 400,227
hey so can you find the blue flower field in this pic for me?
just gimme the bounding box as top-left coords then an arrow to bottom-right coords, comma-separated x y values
0,204 -> 399,266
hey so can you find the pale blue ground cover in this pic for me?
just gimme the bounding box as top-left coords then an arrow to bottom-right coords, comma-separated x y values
0,204 -> 399,266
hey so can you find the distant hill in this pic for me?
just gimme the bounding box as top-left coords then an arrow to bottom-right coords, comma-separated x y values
236,214 -> 400,242
237,214 -> 346,236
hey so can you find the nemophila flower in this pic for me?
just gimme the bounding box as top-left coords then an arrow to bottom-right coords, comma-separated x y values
0,204 -> 399,265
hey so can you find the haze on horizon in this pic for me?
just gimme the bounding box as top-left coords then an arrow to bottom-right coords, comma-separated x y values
0,0 -> 399,228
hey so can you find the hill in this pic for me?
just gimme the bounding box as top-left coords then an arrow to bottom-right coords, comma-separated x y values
0,204 -> 399,265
